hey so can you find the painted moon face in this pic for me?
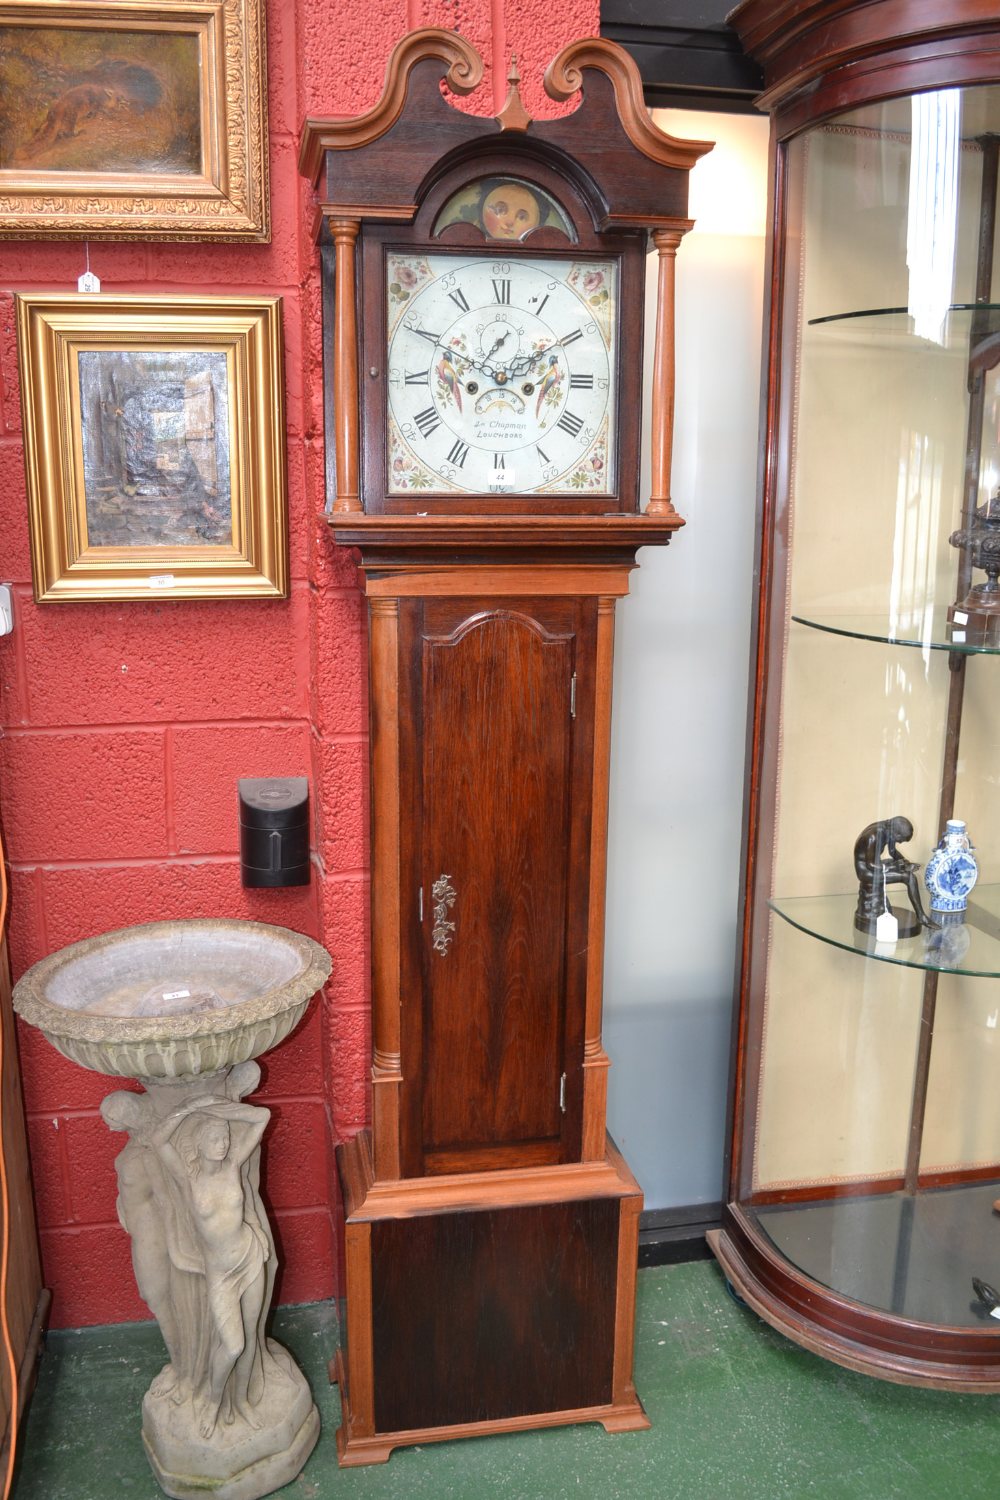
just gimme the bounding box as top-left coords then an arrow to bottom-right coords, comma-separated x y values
482,183 -> 542,241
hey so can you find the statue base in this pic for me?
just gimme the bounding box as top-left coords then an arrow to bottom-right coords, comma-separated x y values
142,1345 -> 319,1500
948,600 -> 1000,645
100,1061 -> 321,1500
854,904 -> 923,939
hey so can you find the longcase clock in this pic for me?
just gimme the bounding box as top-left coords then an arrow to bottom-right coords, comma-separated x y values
300,32 -> 710,1462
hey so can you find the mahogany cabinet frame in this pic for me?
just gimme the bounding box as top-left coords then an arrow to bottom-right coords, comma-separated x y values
717,0 -> 1000,1391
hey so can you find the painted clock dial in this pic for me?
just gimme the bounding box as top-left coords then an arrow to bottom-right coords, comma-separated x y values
386,253 -> 617,496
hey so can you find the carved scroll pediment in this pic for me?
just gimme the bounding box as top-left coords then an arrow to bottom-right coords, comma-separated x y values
300,28 -> 713,233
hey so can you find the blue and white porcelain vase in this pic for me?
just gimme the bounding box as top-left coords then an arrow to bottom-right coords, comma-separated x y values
924,819 -> 979,915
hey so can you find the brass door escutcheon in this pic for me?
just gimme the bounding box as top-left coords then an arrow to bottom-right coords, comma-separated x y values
431,874 -> 457,955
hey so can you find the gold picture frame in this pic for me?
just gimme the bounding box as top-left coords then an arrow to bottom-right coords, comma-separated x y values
0,0 -> 268,240
17,294 -> 287,601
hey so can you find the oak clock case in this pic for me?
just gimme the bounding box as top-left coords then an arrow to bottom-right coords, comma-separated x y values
715,0 -> 1000,1392
301,29 -> 709,1464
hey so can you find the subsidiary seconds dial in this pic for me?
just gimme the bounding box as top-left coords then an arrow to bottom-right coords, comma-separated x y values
386,254 -> 618,496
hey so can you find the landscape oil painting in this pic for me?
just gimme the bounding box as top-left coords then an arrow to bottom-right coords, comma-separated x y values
0,22 -> 202,176
77,349 -> 232,549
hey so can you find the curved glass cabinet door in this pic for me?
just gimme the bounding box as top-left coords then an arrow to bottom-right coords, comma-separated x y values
716,25 -> 1000,1387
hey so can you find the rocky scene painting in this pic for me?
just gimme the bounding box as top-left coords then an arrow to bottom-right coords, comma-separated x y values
0,22 -> 202,175
77,349 -> 233,549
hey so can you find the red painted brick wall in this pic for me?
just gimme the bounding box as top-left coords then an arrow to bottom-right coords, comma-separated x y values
0,0 -> 597,1328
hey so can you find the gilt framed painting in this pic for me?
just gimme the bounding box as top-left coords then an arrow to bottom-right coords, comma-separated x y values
16,295 -> 287,601
0,1 -> 269,239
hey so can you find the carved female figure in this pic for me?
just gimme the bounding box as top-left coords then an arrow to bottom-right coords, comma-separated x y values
101,1090 -> 197,1401
152,1100 -> 271,1438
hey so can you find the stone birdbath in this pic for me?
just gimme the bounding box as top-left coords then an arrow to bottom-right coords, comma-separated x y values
13,918 -> 332,1500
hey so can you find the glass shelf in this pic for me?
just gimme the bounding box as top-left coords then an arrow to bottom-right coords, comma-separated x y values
770,885 -> 1000,977
753,1182 -> 1000,1331
791,610 -> 1000,654
804,304 -> 1000,355
808,301 -> 1000,326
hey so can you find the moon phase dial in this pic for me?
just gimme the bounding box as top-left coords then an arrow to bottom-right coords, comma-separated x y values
386,255 -> 617,496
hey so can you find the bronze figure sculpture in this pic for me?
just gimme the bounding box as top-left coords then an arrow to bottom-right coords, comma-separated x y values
853,816 -> 929,938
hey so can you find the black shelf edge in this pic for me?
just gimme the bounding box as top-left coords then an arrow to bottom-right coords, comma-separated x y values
601,0 -> 764,112
639,1202 -> 723,1265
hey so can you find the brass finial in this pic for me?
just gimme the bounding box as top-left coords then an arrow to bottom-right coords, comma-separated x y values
496,53 -> 532,132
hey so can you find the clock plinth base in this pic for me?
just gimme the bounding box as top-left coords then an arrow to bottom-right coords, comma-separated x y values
335,1381 -> 649,1468
334,1130 -> 647,1467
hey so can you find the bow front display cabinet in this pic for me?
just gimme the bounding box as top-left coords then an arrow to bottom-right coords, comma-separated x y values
712,1 -> 1000,1388
300,31 -> 710,1460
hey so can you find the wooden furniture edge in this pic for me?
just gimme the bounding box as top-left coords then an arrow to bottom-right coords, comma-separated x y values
359,568 -> 637,598
300,31 -> 712,189
709,1221 -> 1000,1390
342,1221 -> 375,1435
612,1191 -> 645,1408
337,1130 -> 375,1220
729,0 -> 997,69
0,1288 -> 49,1468
330,516 -> 682,596
544,37 -> 713,171
728,0 -> 1000,123
747,1163 -> 1000,1206
335,1131 -> 649,1464
329,514 -> 684,546
584,599 -> 615,1162
368,598 -> 403,1181
337,1390 -> 650,1466
338,1129 -> 643,1220
300,28 -> 484,180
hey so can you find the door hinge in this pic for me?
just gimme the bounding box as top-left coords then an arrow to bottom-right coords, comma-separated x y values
570,673 -> 577,719
418,886 -> 424,922
559,1073 -> 567,1113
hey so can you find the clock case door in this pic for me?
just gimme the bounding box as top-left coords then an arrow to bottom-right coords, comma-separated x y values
396,593 -> 595,1178
357,153 -> 645,516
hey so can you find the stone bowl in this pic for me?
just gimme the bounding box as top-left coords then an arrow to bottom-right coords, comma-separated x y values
12,919 -> 332,1080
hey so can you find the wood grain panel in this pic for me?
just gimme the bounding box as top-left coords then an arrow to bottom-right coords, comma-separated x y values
369,598 -> 403,1182
419,604 -> 574,1159
0,936 -> 45,1463
370,1197 -> 619,1432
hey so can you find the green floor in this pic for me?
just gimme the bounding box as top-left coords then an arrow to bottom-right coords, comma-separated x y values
13,1260 -> 1000,1499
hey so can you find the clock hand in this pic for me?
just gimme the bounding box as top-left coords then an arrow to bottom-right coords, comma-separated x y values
403,329 -> 527,386
507,342 -> 560,378
436,339 -> 504,381
478,331 -> 513,378
403,328 -> 478,371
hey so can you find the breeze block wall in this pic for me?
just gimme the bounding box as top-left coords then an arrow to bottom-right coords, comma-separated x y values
0,0 -> 596,1328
